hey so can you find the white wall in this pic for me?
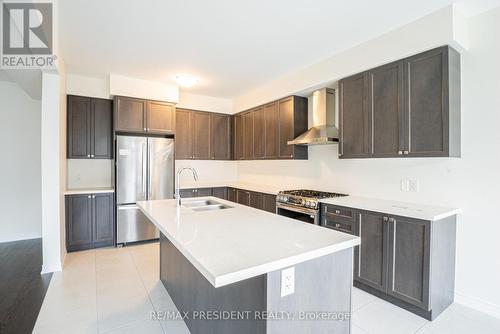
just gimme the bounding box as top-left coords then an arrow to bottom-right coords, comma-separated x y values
178,92 -> 233,114
41,72 -> 64,273
109,74 -> 179,103
175,160 -> 238,184
67,159 -> 114,188
235,6 -> 500,317
0,81 -> 42,242
66,74 -> 110,99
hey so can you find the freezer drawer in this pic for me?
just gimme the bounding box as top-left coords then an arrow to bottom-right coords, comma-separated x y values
117,204 -> 159,244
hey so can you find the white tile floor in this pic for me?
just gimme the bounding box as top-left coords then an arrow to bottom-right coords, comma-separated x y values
33,242 -> 500,334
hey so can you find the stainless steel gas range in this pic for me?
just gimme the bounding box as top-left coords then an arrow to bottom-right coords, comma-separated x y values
276,190 -> 347,225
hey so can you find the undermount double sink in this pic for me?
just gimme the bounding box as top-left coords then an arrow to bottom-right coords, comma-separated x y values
182,199 -> 233,212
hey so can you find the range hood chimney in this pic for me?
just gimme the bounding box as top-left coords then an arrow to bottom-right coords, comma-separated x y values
287,88 -> 339,146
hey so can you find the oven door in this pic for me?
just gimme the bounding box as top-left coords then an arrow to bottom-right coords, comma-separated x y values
276,202 -> 319,225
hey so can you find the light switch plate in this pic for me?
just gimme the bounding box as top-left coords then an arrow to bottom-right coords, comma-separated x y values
281,267 -> 295,297
400,180 -> 409,192
409,179 -> 419,192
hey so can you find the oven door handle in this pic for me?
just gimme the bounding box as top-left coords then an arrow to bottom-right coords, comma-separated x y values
276,202 -> 317,216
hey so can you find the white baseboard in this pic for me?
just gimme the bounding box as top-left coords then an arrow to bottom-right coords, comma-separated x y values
41,262 -> 62,274
455,291 -> 500,320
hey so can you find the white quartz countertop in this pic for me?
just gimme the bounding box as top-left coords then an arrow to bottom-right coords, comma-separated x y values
64,187 -> 115,195
179,181 -> 282,195
137,197 -> 360,288
320,196 -> 461,221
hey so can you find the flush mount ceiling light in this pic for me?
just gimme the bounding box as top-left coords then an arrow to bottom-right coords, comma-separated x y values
175,75 -> 199,88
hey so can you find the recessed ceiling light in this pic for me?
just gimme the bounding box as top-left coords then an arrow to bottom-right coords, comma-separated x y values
175,75 -> 199,88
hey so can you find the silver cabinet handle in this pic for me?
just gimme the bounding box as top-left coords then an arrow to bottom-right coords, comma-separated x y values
335,209 -> 340,214
87,195 -> 91,199
144,127 -> 147,131
92,195 -> 96,199
398,151 -> 403,155
404,151 -> 409,155
87,154 -> 90,157
91,154 -> 95,158
383,216 -> 389,222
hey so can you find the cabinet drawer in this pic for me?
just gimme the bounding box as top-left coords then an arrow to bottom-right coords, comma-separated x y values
322,216 -> 354,234
323,204 -> 355,221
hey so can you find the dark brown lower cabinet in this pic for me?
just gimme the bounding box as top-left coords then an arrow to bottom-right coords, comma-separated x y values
65,193 -> 114,252
179,188 -> 213,198
249,192 -> 264,210
227,188 -> 237,202
212,187 -> 228,200
236,189 -> 251,206
321,204 -> 456,320
263,194 -> 277,213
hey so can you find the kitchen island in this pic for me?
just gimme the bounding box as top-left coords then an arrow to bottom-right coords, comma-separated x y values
138,197 -> 360,334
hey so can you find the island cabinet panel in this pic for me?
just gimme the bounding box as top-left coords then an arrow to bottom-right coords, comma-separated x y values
242,111 -> 254,160
233,115 -> 244,160
179,188 -> 213,198
353,210 -> 389,292
67,95 -> 113,159
263,102 -> 279,159
339,45 -> 460,159
210,113 -> 231,160
321,202 -> 456,320
249,192 -> 264,210
387,216 -> 430,309
174,109 -> 193,159
263,194 -> 277,213
278,96 -> 308,160
115,96 -> 175,135
192,111 -> 211,160
65,193 -> 114,252
212,187 -> 228,200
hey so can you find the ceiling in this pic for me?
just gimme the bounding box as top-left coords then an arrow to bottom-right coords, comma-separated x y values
59,0 -> 467,98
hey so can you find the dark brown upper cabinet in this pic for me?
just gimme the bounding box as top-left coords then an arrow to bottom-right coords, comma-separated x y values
175,108 -> 193,159
175,108 -> 231,160
253,107 -> 265,159
242,111 -> 254,160
263,102 -> 279,159
192,111 -> 211,159
114,96 -> 175,135
67,95 -> 113,159
146,100 -> 175,134
233,115 -> 244,160
339,45 -> 460,159
210,113 -> 232,160
277,96 -> 308,160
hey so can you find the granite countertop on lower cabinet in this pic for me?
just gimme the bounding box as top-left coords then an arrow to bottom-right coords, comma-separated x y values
320,195 -> 461,221
64,187 -> 115,195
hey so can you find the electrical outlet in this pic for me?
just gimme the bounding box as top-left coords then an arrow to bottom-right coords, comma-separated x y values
409,179 -> 419,192
281,267 -> 295,297
400,180 -> 409,192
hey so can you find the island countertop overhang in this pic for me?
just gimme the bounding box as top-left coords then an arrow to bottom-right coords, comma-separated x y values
137,197 -> 360,288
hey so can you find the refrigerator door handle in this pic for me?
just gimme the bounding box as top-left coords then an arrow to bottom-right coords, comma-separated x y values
142,142 -> 147,200
148,141 -> 152,200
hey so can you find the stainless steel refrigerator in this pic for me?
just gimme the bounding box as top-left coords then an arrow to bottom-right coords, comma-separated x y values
116,135 -> 174,244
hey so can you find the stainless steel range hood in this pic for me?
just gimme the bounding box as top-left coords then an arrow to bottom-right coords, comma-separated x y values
287,88 -> 339,146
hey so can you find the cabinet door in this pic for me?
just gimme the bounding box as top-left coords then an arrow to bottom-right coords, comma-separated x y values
192,112 -> 211,160
90,98 -> 113,159
262,194 -> 276,213
278,97 -> 294,159
353,211 -> 389,292
387,216 -> 430,309
404,47 -> 449,157
339,73 -> 370,158
66,194 -> 93,250
196,188 -> 213,197
242,112 -> 254,160
253,107 -> 265,159
67,95 -> 91,158
146,101 -> 175,134
233,115 -> 244,160
175,109 -> 193,159
93,193 -> 114,246
369,61 -> 404,157
211,114 -> 231,160
227,188 -> 237,202
212,187 -> 228,200
249,192 -> 263,210
264,102 -> 279,159
179,189 -> 196,198
236,189 -> 250,206
114,96 -> 146,133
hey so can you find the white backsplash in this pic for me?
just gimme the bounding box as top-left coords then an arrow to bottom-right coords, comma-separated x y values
67,159 -> 114,189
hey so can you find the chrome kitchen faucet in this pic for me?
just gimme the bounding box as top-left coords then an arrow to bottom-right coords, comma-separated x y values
175,167 -> 199,206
